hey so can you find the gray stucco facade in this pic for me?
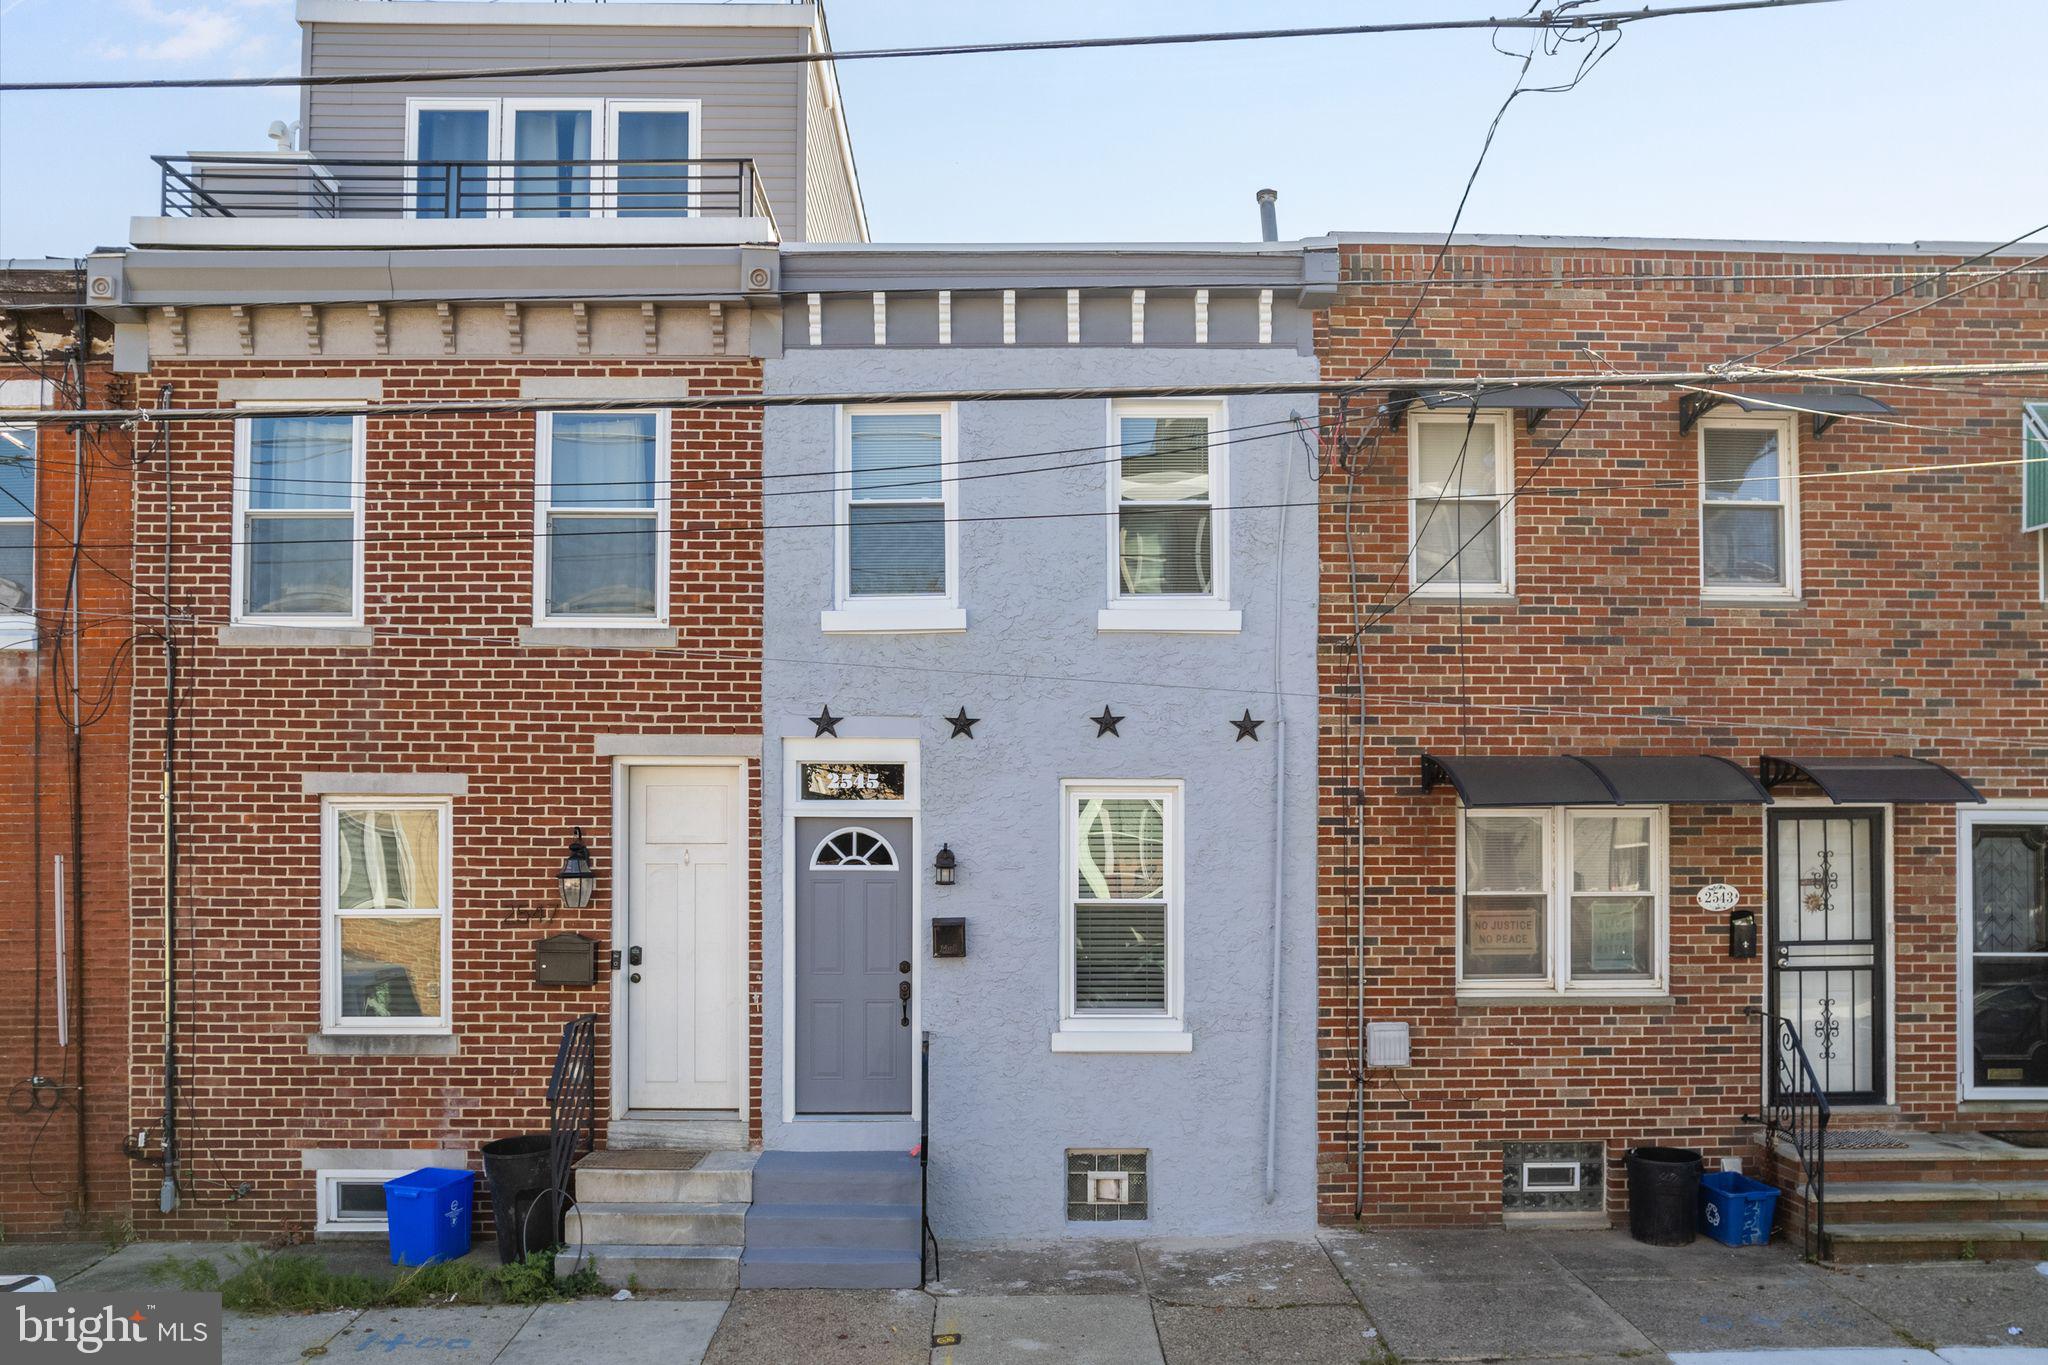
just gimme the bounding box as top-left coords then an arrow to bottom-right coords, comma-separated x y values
760,317 -> 1322,1238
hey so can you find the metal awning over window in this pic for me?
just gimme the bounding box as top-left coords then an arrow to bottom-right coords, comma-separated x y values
1388,385 -> 1586,431
1758,755 -> 1985,804
1678,390 -> 1895,438
1420,753 -> 1771,807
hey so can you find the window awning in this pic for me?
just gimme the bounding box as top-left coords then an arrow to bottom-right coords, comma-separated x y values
1678,390 -> 1895,438
1758,755 -> 1985,804
1389,385 -> 1586,431
1420,753 -> 1771,807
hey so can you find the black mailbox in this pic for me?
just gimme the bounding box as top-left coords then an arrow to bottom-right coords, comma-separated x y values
932,917 -> 966,959
1728,910 -> 1758,959
535,932 -> 598,985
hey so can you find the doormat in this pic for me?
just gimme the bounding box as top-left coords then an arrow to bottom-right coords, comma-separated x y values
1987,1130 -> 2048,1149
1823,1131 -> 1910,1150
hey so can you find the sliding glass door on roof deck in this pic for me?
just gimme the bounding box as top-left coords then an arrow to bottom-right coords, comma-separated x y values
608,103 -> 697,217
508,101 -> 598,219
411,104 -> 493,219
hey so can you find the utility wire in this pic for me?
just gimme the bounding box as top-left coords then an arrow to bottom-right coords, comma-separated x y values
0,0 -> 1837,93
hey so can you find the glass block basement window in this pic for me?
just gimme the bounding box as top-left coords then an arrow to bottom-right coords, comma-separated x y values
1067,1149 -> 1149,1222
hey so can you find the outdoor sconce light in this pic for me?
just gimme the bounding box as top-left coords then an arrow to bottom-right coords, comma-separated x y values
558,827 -> 598,910
933,844 -> 957,886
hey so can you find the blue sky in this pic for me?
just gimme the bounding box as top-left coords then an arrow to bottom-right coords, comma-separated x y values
1,0 -> 2040,256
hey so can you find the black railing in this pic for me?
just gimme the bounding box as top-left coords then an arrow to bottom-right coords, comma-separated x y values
529,1012 -> 598,1260
918,1029 -> 938,1285
154,154 -> 776,228
1742,1005 -> 1831,1261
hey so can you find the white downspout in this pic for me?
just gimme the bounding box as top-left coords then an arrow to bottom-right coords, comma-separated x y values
1262,414 -> 1302,1204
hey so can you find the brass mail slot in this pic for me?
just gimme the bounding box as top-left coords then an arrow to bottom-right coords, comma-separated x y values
535,932 -> 597,986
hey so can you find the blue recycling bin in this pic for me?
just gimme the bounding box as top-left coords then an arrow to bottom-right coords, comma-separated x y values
384,1167 -> 475,1266
1698,1170 -> 1780,1247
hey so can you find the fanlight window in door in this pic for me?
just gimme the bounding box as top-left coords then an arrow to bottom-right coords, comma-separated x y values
811,828 -> 898,869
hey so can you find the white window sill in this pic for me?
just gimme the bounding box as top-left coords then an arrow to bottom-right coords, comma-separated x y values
1095,607 -> 1241,635
1456,989 -> 1670,1007
820,605 -> 967,635
1408,591 -> 1516,607
218,624 -> 374,649
519,625 -> 676,649
308,1031 -> 459,1056
1050,1028 -> 1193,1054
1700,592 -> 1802,607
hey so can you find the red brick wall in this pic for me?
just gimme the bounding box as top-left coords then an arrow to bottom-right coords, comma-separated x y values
0,360 -> 134,1239
125,361 -> 762,1239
1316,245 -> 2048,1223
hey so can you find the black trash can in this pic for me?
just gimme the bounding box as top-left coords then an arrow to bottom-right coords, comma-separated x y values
1625,1145 -> 1703,1247
480,1135 -> 556,1265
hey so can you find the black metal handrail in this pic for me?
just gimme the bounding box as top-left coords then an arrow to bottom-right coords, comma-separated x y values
153,154 -> 775,227
1742,1004 -> 1831,1260
918,1029 -> 938,1285
526,1012 -> 598,1260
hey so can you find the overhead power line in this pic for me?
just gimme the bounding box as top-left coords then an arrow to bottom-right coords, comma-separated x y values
18,358 -> 2048,427
0,0 -> 1838,94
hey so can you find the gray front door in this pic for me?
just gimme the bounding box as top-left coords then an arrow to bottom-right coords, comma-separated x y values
795,819 -> 913,1115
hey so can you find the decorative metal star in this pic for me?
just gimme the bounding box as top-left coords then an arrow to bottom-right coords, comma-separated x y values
1231,709 -> 1264,742
945,706 -> 979,739
810,705 -> 842,737
1090,705 -> 1124,738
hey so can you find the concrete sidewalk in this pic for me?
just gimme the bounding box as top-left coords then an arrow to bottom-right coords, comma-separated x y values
7,1228 -> 2045,1363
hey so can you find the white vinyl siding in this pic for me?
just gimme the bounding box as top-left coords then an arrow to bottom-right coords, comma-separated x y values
1700,415 -> 1799,598
321,798 -> 453,1035
1409,411 -> 1512,596
1458,807 -> 1668,998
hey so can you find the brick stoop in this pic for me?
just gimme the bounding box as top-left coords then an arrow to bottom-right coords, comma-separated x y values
1773,1130 -> 2048,1263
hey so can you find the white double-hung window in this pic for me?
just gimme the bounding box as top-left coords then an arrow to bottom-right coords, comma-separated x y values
535,411 -> 667,625
321,798 -> 453,1034
824,404 -> 963,633
233,412 -> 365,625
1408,410 -> 1512,596
1459,807 -> 1667,997
0,418 -> 35,649
1102,399 -> 1236,632
1055,781 -> 1190,1053
1700,415 -> 1799,597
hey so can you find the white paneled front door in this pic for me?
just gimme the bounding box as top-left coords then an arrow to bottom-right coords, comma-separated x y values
626,763 -> 743,1112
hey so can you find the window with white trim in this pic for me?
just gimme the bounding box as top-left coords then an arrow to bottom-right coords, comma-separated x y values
0,421 -> 35,649
1409,411 -> 1512,595
535,410 -> 667,624
315,1169 -> 407,1234
1458,807 -> 1667,996
1109,400 -> 1226,603
234,413 -> 364,624
322,798 -> 452,1034
1960,809 -> 2048,1097
1700,415 -> 1799,596
1059,782 -> 1186,1045
405,97 -> 700,220
827,405 -> 960,631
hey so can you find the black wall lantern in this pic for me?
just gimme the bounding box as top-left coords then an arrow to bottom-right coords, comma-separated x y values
933,843 -> 957,886
558,827 -> 598,910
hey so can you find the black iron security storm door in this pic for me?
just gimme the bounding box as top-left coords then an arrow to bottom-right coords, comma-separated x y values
1768,809 -> 1886,1106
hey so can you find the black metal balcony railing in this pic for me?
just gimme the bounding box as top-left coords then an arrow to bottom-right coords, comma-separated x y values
154,154 -> 775,227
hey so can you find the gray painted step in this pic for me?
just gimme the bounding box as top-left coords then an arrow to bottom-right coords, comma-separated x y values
749,1150 -> 920,1205
565,1201 -> 747,1246
558,1244 -> 739,1293
742,1201 -> 920,1250
737,1246 -> 920,1290
573,1150 -> 755,1205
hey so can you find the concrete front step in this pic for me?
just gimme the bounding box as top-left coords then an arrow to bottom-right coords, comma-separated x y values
749,1150 -> 920,1205
742,1201 -> 920,1250
1826,1179 -> 2048,1223
573,1149 -> 756,1205
1825,1218 -> 2048,1264
557,1244 -> 740,1292
565,1201 -> 748,1246
737,1246 -> 921,1290
607,1117 -> 747,1151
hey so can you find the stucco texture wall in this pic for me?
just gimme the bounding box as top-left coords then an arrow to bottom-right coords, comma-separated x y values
761,345 -> 1321,1239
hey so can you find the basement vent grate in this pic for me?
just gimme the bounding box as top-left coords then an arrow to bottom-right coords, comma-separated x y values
1067,1149 -> 1148,1222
